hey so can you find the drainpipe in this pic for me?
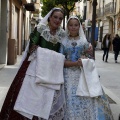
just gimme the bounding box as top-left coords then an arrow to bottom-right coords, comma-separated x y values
103,0 -> 104,16
113,0 -> 114,10
113,0 -> 116,34
83,0 -> 87,21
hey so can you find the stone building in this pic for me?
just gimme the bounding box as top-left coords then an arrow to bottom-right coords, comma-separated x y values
82,0 -> 120,50
0,0 -> 40,65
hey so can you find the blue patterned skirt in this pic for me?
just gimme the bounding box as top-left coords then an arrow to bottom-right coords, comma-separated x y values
63,67 -> 114,120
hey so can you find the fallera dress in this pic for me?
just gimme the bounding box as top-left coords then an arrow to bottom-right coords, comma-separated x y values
60,36 -> 114,120
0,24 -> 65,120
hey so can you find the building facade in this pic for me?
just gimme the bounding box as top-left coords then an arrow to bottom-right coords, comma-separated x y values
0,0 -> 40,65
96,0 -> 116,50
83,0 -> 120,50
90,0 -> 120,49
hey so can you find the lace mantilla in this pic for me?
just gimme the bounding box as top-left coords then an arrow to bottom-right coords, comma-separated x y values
37,23 -> 65,44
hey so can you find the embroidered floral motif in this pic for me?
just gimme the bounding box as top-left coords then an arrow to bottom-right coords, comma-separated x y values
71,42 -> 77,47
37,23 -> 65,44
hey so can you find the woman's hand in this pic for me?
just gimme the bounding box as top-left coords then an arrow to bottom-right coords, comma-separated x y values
77,58 -> 82,67
85,43 -> 94,58
86,43 -> 93,52
77,55 -> 89,67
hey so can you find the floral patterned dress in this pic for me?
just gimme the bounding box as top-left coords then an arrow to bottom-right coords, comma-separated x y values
60,36 -> 114,120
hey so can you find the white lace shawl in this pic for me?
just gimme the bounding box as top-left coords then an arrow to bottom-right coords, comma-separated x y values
36,23 -> 65,44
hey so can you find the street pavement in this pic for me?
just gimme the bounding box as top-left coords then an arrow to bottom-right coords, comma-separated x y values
0,50 -> 120,120
95,50 -> 120,120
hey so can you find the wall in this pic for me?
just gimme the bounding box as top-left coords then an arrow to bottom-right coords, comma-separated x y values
0,0 -> 8,64
8,0 -> 30,64
86,1 -> 92,20
0,1 -> 1,63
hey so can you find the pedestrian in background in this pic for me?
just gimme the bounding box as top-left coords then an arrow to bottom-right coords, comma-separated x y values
112,34 -> 120,63
102,33 -> 111,62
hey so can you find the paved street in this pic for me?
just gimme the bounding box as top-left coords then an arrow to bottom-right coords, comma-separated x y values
0,50 -> 120,120
0,55 -> 22,110
95,50 -> 120,120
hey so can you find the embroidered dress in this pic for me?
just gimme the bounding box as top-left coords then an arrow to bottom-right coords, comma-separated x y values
60,36 -> 114,120
0,23 -> 65,120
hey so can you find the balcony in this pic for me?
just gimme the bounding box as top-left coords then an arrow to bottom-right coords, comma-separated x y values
22,0 -> 27,4
24,3 -> 40,13
104,2 -> 116,15
31,3 -> 40,14
96,8 -> 104,18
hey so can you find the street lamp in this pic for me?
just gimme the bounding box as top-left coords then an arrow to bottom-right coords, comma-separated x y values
91,0 -> 97,58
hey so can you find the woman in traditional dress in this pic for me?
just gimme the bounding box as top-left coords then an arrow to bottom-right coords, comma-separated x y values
0,7 -> 66,120
60,16 -> 114,120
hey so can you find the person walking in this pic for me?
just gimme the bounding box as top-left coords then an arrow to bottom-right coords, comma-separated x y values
112,34 -> 120,63
102,34 -> 111,62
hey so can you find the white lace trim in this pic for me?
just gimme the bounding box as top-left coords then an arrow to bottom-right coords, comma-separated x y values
62,36 -> 89,47
37,23 -> 65,44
